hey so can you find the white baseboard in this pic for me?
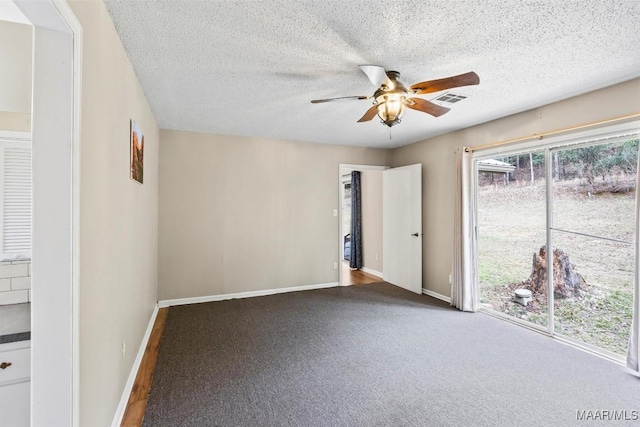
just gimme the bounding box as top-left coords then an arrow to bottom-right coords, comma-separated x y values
158,282 -> 340,308
422,288 -> 451,303
361,267 -> 383,279
111,303 -> 159,427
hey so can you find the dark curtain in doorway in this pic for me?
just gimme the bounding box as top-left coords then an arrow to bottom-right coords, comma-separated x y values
350,171 -> 363,269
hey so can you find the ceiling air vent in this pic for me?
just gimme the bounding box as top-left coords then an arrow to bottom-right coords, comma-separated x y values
433,93 -> 468,104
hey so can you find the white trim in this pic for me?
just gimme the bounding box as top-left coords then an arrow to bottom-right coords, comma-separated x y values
545,147 -> 554,335
553,333 -> 624,365
0,139 -> 30,149
479,307 -> 625,366
14,0 -> 82,425
0,131 -> 31,142
0,339 -> 30,352
159,282 -> 339,308
422,288 -> 451,303
479,305 -> 549,333
111,304 -> 159,427
37,1 -> 83,424
339,164 -> 390,172
52,0 -> 83,424
361,266 -> 382,279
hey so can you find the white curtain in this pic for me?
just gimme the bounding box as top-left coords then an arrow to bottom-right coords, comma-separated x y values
627,143 -> 640,374
451,147 -> 478,312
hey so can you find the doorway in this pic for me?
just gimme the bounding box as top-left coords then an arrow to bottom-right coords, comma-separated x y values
0,12 -> 33,427
10,0 -> 81,425
337,163 -> 423,293
338,164 -> 386,286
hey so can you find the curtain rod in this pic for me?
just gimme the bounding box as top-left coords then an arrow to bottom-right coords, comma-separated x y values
466,112 -> 640,152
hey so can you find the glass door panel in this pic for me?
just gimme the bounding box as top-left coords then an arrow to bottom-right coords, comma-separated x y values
477,150 -> 548,328
552,141 -> 636,242
551,232 -> 634,355
551,140 -> 637,355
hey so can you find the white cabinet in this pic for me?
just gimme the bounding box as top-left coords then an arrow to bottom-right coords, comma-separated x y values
0,381 -> 29,427
0,341 -> 30,427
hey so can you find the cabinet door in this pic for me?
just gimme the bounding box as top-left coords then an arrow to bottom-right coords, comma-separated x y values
0,347 -> 30,384
0,380 -> 30,427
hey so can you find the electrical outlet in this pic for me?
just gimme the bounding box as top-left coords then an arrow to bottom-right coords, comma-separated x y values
333,209 -> 338,217
122,338 -> 126,360
333,262 -> 338,270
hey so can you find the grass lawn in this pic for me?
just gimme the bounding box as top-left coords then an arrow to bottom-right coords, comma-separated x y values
478,177 -> 635,356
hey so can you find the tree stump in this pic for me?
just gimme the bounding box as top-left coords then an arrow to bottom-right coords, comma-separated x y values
526,245 -> 585,298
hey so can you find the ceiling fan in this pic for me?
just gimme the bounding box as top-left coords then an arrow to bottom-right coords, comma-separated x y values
311,65 -> 480,127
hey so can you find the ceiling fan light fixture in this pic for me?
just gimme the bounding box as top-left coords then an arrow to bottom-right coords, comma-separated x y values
311,66 -> 480,128
376,93 -> 405,127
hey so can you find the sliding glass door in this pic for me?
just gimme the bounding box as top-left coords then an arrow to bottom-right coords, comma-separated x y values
551,141 -> 636,355
476,130 -> 638,358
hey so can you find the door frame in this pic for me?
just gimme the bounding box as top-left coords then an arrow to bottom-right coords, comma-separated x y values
12,0 -> 82,424
338,164 -> 388,286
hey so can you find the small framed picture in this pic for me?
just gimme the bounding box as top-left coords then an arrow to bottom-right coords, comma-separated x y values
130,119 -> 144,184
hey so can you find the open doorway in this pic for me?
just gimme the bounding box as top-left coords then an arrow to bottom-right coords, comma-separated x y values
4,0 -> 81,425
0,12 -> 33,427
338,164 -> 386,286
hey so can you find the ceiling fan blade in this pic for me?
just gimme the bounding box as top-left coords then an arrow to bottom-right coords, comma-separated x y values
405,98 -> 450,117
359,65 -> 392,88
409,71 -> 480,95
311,95 -> 370,104
357,104 -> 380,122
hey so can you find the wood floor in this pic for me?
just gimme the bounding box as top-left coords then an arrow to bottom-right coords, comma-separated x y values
120,267 -> 381,425
120,307 -> 168,427
341,260 -> 382,285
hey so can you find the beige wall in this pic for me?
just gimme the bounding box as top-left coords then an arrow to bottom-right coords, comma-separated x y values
159,130 -> 389,300
391,77 -> 640,298
361,170 -> 383,274
0,20 -> 31,132
0,111 -> 30,132
0,20 -> 31,116
68,1 -> 159,426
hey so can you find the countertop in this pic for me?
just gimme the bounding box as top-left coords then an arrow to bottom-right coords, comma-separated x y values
0,303 -> 30,344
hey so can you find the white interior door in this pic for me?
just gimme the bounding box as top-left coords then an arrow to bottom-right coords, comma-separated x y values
383,164 -> 422,294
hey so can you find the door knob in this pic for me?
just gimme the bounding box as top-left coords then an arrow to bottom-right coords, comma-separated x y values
0,362 -> 11,369
411,233 -> 419,237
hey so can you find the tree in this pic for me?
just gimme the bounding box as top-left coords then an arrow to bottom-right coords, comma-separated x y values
529,152 -> 534,186
556,140 -> 638,184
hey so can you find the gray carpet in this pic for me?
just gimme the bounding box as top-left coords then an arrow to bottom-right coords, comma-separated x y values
143,283 -> 640,426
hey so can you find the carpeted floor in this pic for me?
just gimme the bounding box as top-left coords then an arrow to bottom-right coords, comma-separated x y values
143,283 -> 640,426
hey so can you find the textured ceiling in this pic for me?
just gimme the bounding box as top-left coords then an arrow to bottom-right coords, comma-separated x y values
104,0 -> 640,149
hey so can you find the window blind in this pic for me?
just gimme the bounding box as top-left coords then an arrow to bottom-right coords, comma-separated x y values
1,144 -> 31,257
